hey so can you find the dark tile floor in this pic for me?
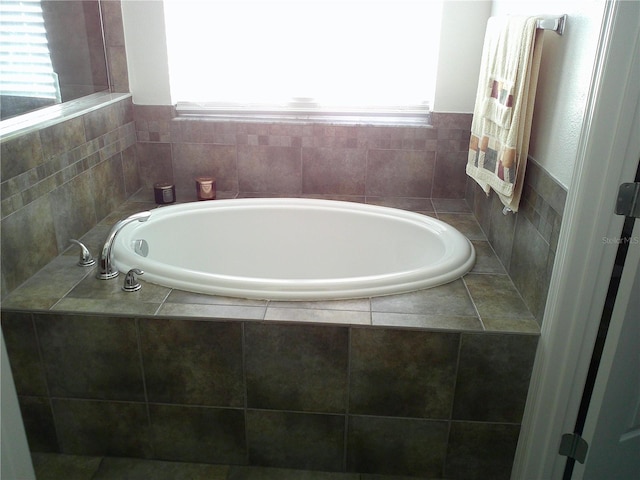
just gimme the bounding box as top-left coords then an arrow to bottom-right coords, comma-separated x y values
32,453 -> 441,480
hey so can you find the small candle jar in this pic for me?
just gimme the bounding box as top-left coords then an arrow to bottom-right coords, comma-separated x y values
153,182 -> 176,204
195,176 -> 216,200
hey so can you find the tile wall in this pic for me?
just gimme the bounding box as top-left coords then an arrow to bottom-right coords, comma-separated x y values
466,160 -> 567,322
134,109 -> 471,199
135,105 -> 567,323
0,96 -> 139,296
1,310 -> 538,479
0,0 -> 132,297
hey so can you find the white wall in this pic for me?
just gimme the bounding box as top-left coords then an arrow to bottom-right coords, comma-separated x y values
491,0 -> 606,187
121,0 -> 491,112
433,1 -> 491,113
121,0 -> 172,105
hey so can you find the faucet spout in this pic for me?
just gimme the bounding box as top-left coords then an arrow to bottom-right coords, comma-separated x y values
97,211 -> 151,279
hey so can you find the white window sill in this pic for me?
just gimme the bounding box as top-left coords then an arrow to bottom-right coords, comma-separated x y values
175,103 -> 432,127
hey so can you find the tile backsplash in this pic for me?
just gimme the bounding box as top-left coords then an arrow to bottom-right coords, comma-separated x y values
135,108 -> 472,199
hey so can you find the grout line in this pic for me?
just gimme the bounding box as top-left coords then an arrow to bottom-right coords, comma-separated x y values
241,321 -> 250,466
48,266 -> 96,311
343,326 -> 352,471
134,318 -> 153,445
441,334 -> 462,480
461,275 -> 486,331
153,289 -> 173,316
29,312 -> 64,452
89,456 -> 108,480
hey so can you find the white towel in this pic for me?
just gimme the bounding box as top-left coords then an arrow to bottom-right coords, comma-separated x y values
466,16 -> 544,212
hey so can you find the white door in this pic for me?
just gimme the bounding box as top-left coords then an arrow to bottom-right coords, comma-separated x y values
571,76 -> 640,475
576,226 -> 640,478
566,9 -> 640,473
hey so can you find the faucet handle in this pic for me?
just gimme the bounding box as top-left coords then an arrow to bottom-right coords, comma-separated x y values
69,239 -> 96,267
122,268 -> 144,292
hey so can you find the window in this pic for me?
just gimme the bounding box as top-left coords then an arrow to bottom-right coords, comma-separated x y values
163,0 -> 442,123
0,0 -> 60,101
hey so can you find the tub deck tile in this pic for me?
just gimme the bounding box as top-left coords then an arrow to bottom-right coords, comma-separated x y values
51,297 -> 162,316
66,274 -> 172,304
365,196 -> 434,213
268,298 -> 370,312
482,316 -> 541,334
463,274 -> 534,320
2,293 -> 62,311
158,303 -> 267,320
431,198 -> 473,214
372,312 -> 483,331
436,213 -> 486,240
265,307 -> 371,325
370,280 -> 476,317
166,290 -> 268,307
1,255 -> 93,311
469,240 -> 507,274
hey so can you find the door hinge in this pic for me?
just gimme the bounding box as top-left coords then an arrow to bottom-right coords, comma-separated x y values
615,182 -> 640,218
559,433 -> 589,464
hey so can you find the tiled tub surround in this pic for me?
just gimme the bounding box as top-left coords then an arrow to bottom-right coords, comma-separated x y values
2,194 -> 539,480
0,95 -> 139,297
134,105 -> 565,322
466,159 -> 567,323
134,108 -> 472,200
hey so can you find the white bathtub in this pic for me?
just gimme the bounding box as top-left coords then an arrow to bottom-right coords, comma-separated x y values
112,198 -> 475,300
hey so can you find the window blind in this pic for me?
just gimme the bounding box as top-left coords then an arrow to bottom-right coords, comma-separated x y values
0,0 -> 60,100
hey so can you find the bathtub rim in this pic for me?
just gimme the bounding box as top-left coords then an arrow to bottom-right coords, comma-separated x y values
112,197 -> 476,300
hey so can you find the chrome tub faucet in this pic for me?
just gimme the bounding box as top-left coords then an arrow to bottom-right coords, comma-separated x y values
97,211 -> 151,280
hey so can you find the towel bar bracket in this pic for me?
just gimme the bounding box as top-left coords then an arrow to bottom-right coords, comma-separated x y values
537,14 -> 567,35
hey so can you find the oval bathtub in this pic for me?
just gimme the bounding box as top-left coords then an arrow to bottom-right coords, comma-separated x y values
112,198 -> 475,300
